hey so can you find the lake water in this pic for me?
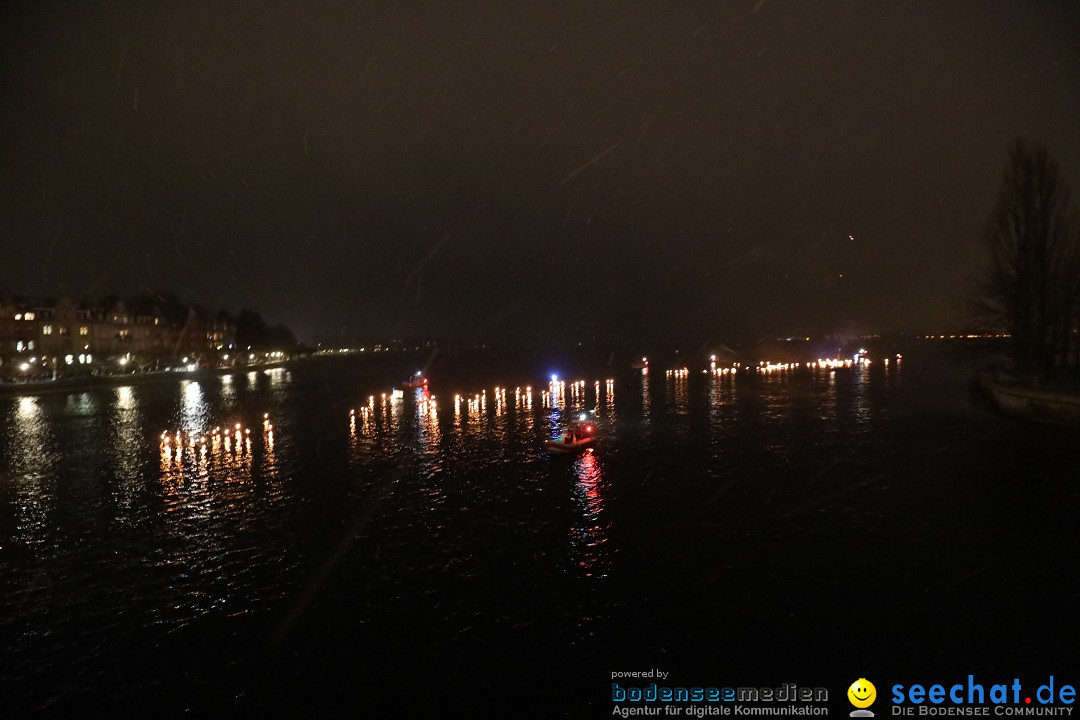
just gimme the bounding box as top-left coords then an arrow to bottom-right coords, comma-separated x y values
1,346 -> 1077,717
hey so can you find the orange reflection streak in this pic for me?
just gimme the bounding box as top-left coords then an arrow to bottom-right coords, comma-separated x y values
418,392 -> 441,453
707,363 -> 732,433
347,405 -> 377,468
669,367 -> 689,415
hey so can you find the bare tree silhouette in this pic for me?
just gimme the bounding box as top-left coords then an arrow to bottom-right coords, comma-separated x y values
973,138 -> 1078,378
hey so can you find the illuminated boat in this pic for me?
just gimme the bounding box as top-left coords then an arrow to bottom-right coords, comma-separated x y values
545,420 -> 597,454
631,356 -> 649,370
402,372 -> 429,389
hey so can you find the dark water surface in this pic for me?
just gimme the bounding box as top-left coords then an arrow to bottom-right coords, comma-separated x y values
2,347 -> 1077,717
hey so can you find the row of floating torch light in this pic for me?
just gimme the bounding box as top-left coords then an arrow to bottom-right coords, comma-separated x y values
661,352 -> 902,377
348,377 -> 617,426
159,413 -> 275,459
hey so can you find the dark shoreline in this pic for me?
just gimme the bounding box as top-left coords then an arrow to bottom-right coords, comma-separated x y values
973,369 -> 1080,427
0,360 -> 291,397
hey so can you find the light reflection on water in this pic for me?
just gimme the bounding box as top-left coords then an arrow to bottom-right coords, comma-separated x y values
4,397 -> 57,551
110,386 -> 144,525
0,355 -> 931,713
265,367 -> 287,387
179,380 -> 209,436
669,371 -> 689,415
640,370 -> 652,427
759,370 -> 793,424
219,373 -> 235,403
156,374 -> 286,549
0,362 -> 912,556
570,449 -> 610,579
707,369 -> 738,443
851,363 -> 872,428
65,392 -> 99,417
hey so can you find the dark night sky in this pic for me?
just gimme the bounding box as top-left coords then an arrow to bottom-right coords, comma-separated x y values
1,1 -> 1077,344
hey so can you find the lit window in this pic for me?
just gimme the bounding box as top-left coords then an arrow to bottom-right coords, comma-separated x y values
42,324 -> 53,335
79,326 -> 89,336
58,326 -> 69,336
14,313 -> 21,320
25,312 -> 35,321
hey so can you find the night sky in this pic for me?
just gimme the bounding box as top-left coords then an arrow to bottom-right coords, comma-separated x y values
1,1 -> 1077,344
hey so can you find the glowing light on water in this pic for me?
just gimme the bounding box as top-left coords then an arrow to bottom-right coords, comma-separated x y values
571,448 -> 610,579
179,381 -> 209,436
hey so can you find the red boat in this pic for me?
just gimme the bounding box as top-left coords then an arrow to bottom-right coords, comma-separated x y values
402,372 -> 429,389
545,420 -> 597,454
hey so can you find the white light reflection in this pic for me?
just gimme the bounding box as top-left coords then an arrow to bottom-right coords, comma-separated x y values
5,396 -> 57,551
179,381 -> 209,436
110,386 -> 144,524
641,369 -> 652,427
220,372 -> 235,402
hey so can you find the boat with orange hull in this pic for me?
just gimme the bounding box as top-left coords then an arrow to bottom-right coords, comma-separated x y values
545,418 -> 597,454
544,435 -> 596,454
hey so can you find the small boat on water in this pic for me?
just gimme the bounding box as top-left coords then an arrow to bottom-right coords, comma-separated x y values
402,371 -> 429,389
545,435 -> 595,454
545,418 -> 597,454
631,356 -> 649,370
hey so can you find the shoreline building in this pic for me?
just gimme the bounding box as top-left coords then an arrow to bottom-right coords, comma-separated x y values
0,295 -> 236,367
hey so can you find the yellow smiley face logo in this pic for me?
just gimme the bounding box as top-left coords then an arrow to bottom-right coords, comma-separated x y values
848,679 -> 877,708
